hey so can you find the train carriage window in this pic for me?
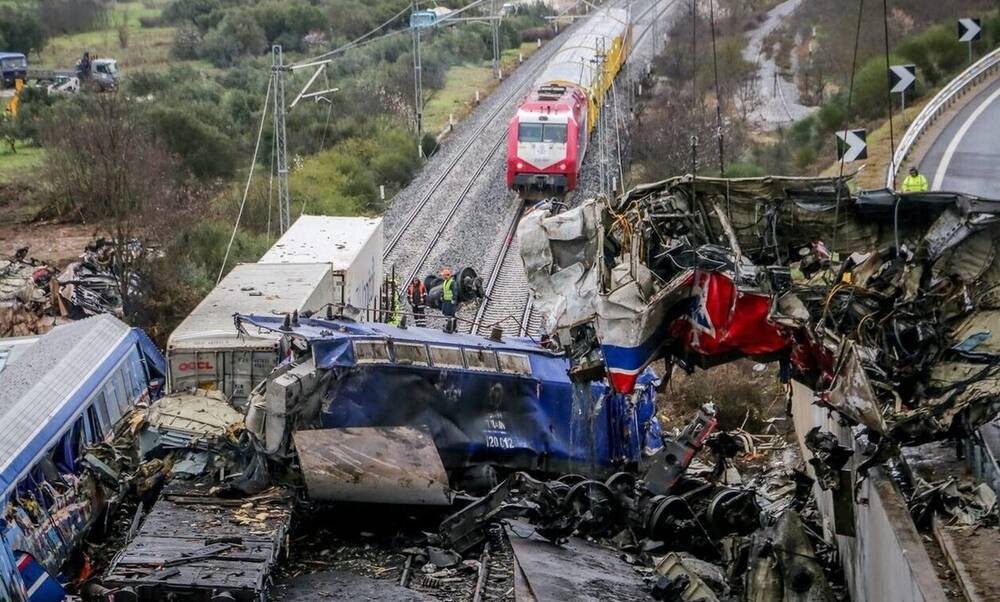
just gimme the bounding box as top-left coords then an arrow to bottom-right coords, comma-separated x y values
84,405 -> 103,443
518,123 -> 543,143
123,361 -> 138,399
428,345 -> 465,369
497,352 -> 532,376
353,341 -> 390,364
104,383 -> 122,422
393,342 -> 429,366
94,392 -> 111,430
464,348 -> 499,372
112,372 -> 128,414
542,124 -> 567,143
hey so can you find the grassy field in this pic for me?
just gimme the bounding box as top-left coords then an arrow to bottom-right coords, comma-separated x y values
28,1 -> 186,72
0,142 -> 44,183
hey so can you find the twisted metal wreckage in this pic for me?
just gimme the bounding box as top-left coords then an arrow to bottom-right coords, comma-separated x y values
520,174 -> 1000,472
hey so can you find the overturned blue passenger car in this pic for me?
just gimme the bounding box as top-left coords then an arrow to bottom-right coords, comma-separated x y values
238,314 -> 664,502
0,315 -> 166,602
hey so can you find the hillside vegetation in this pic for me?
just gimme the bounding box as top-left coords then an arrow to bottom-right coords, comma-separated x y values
0,0 -> 556,341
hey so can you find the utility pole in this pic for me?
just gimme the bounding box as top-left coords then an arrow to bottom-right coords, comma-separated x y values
411,0 -> 424,156
491,0 -> 501,79
272,45 -> 290,234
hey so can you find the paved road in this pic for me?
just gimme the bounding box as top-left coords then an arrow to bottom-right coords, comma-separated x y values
919,75 -> 1000,198
742,0 -> 816,129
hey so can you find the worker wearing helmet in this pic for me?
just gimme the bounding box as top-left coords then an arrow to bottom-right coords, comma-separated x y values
440,266 -> 456,333
901,166 -> 928,193
407,276 -> 427,326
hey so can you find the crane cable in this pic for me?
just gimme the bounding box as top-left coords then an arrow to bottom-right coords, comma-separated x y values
217,77 -> 273,285
709,0 -> 724,175
832,0 -> 865,251
881,0 -> 896,175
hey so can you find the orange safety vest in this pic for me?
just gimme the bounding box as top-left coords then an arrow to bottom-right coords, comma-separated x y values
407,281 -> 426,305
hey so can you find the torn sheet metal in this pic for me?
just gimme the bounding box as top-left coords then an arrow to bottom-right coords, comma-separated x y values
909,476 -> 998,528
819,343 -> 887,434
237,314 -> 664,484
293,427 -> 452,506
653,553 -> 720,601
517,199 -> 601,333
504,519 -> 650,602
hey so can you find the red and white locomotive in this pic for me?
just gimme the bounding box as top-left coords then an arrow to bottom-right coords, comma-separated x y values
506,7 -> 632,194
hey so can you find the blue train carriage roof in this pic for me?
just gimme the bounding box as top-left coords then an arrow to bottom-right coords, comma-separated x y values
0,315 -> 166,498
236,314 -> 577,380
0,52 -> 26,60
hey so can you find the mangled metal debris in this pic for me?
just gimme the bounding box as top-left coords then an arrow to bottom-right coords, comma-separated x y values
909,476 -> 998,529
521,175 -> 1000,470
1,239 -> 144,337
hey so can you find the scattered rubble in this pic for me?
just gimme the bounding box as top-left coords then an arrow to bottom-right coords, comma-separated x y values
0,239 -> 143,336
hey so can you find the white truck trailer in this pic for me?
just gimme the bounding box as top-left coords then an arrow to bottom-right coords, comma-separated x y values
259,215 -> 383,316
167,215 -> 383,403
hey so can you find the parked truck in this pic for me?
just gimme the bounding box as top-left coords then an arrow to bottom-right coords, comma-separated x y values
166,215 -> 383,403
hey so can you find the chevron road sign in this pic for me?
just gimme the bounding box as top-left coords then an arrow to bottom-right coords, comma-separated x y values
836,129 -> 867,162
958,18 -> 982,43
889,64 -> 916,94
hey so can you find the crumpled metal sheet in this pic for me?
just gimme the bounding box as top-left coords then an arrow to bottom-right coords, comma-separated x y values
821,343 -> 887,434
518,201 -> 601,333
293,427 -> 452,506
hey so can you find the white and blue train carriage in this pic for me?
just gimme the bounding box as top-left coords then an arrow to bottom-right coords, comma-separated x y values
0,314 -> 166,602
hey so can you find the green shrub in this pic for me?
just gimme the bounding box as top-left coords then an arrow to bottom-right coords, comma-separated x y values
201,12 -> 267,66
146,107 -> 237,180
169,220 -> 269,292
726,162 -> 766,178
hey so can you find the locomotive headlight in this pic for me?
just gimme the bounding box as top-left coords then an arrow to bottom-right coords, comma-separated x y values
517,162 -> 524,169
558,163 -> 566,170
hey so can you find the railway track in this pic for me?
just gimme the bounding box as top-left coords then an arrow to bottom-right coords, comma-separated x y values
383,26 -> 572,291
468,201 -> 536,337
387,0 -> 680,334
465,0 -> 682,339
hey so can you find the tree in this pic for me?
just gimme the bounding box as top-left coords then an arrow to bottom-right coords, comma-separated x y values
0,7 -> 47,55
0,114 -> 16,154
201,11 -> 268,66
146,106 -> 237,180
43,93 -> 186,315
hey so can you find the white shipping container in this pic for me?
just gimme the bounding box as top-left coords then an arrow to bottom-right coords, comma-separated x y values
167,216 -> 385,403
259,215 -> 383,315
167,262 -> 334,402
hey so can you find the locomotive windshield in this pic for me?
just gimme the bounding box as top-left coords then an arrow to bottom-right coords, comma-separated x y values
518,123 -> 566,143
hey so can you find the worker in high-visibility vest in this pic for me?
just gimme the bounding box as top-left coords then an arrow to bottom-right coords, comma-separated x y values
901,166 -> 929,193
440,266 -> 456,333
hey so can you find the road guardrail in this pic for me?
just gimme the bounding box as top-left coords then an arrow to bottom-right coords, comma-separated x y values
886,46 -> 1000,189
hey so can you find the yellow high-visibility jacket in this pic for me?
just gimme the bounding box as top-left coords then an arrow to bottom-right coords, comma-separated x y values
901,174 -> 929,193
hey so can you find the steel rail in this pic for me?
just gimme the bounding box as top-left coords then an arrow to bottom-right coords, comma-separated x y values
399,131 -> 509,293
470,201 -> 529,335
384,46 -> 554,259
